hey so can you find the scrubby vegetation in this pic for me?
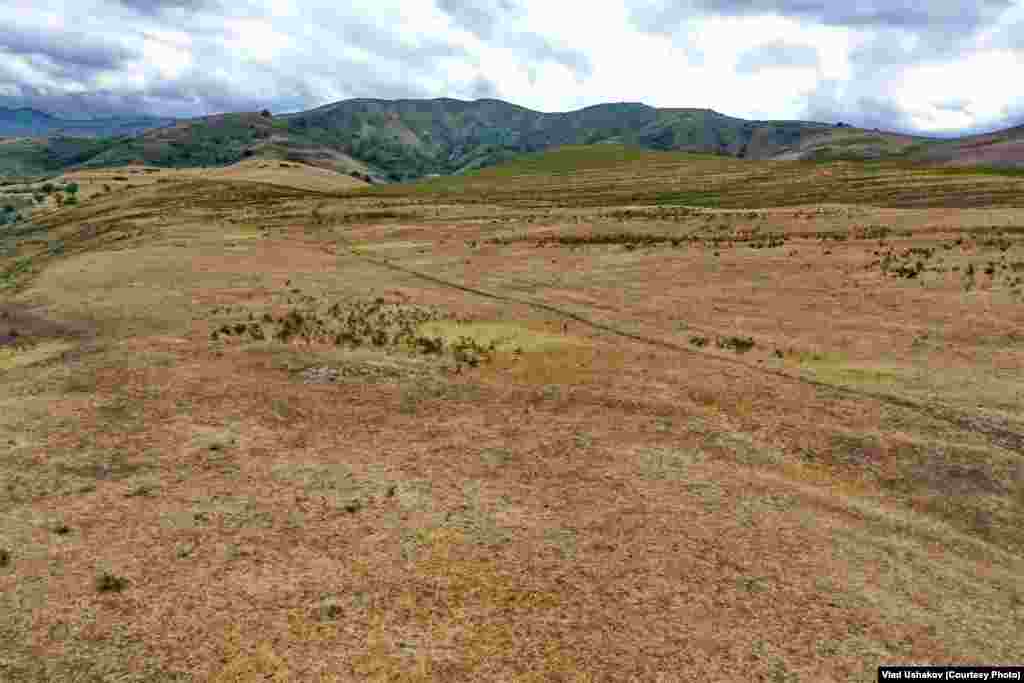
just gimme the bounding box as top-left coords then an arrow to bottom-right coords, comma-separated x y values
208,297 -> 498,371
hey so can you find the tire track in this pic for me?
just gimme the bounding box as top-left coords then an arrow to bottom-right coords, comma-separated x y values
353,251 -> 1024,454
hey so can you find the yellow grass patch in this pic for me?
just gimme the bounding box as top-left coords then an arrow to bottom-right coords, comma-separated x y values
417,320 -> 583,354
0,340 -> 73,372
212,639 -> 289,683
192,159 -> 367,193
353,240 -> 432,252
224,230 -> 265,241
798,355 -> 907,388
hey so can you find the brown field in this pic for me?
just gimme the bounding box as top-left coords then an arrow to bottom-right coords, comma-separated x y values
1,147 -> 1022,681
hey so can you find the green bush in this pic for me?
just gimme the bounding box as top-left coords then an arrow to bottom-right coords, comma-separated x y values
96,571 -> 128,593
65,183 -> 79,195
717,335 -> 755,353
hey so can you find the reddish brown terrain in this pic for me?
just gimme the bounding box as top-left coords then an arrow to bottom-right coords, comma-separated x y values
1,148 -> 1022,681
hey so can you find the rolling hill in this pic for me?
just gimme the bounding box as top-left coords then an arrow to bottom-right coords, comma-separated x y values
3,97 -> 1024,180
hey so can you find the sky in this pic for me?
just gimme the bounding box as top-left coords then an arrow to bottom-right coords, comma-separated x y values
1,0 -> 1022,135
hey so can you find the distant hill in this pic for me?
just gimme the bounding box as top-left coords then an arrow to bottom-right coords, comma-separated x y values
4,98 -> 1024,180
0,107 -> 173,138
277,99 -> 848,177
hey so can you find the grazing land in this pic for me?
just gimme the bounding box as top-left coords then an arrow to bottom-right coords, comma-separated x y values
1,145 -> 1022,681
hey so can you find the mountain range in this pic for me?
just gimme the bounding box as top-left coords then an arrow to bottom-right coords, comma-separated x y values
2,98 -> 1024,180
0,107 -> 174,139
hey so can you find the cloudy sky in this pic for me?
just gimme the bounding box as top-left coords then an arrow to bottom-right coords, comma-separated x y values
1,0 -> 1022,134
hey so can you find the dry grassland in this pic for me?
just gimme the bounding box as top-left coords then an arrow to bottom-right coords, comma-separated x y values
0,148 -> 1022,681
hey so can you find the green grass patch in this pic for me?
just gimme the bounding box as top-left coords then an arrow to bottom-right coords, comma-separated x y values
928,165 -> 1024,178
417,320 -> 583,354
0,256 -> 33,289
796,353 -> 906,387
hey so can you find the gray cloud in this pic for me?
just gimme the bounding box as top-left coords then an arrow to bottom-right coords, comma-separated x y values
0,1 -> 487,119
735,41 -> 819,74
436,0 -> 520,39
799,78 -> 1023,137
628,0 -> 1015,87
625,0 -> 1020,135
506,33 -> 593,79
629,0 -> 1013,35
118,0 -> 214,15
0,26 -> 137,72
990,18 -> 1024,49
469,75 -> 501,99
803,81 -> 917,132
334,17 -> 470,64
435,0 -> 591,80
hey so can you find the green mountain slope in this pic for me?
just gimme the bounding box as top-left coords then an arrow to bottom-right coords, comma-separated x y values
277,99 -> 846,177
0,137 -> 125,177
4,97 -> 1024,180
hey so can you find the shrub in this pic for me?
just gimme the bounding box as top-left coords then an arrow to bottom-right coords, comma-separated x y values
717,335 -> 755,353
96,571 -> 128,593
65,183 -> 79,195
41,183 -> 54,193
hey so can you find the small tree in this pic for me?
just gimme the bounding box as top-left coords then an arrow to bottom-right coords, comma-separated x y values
41,183 -> 54,194
65,183 -> 79,195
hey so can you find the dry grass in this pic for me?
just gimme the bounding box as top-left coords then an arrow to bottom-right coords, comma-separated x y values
0,156 -> 1021,681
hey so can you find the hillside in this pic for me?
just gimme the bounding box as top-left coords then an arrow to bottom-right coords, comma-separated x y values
0,137 -> 120,177
368,143 -> 1024,208
279,99 -> 852,177
0,145 -> 1021,680
0,112 -> 378,182
5,97 -> 1024,181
